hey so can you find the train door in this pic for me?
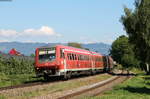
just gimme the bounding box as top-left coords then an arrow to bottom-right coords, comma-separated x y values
60,48 -> 67,72
91,56 -> 95,70
72,53 -> 77,69
74,54 -> 78,69
77,54 -> 80,68
66,53 -> 71,70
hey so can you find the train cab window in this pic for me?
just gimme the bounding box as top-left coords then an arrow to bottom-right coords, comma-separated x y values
38,47 -> 56,63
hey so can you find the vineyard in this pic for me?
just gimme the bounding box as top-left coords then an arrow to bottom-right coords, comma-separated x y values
0,53 -> 39,87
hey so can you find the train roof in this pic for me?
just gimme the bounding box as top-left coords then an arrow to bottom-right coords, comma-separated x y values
37,45 -> 102,56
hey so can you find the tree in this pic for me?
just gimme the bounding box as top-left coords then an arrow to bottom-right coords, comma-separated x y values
30,53 -> 35,57
68,42 -> 83,49
110,35 -> 140,71
121,0 -> 150,74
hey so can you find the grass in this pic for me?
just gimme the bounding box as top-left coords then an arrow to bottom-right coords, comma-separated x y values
0,73 -> 42,88
0,74 -> 112,99
83,71 -> 150,99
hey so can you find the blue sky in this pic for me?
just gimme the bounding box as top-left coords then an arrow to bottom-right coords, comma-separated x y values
0,0 -> 135,44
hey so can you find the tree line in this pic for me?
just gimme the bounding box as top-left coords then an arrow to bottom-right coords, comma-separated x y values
110,0 -> 150,74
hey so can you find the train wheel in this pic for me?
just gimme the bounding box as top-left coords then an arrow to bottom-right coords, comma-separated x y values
92,70 -> 96,75
90,70 -> 96,75
44,74 -> 50,81
63,72 -> 71,80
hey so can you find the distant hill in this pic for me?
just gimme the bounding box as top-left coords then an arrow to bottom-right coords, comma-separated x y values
0,42 -> 111,56
82,43 -> 111,55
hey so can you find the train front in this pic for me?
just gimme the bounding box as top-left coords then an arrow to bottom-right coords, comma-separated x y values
34,47 -> 59,78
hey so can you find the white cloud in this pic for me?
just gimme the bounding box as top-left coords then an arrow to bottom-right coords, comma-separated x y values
0,29 -> 18,37
0,39 -> 9,42
23,26 -> 59,36
0,26 -> 62,42
79,36 -> 113,44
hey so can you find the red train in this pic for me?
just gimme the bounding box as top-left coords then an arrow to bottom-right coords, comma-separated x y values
34,45 -> 114,80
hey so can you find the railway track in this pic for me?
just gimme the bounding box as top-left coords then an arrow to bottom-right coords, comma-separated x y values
57,72 -> 133,99
0,76 -> 65,92
0,81 -> 44,92
0,72 -> 107,92
0,71 -> 133,99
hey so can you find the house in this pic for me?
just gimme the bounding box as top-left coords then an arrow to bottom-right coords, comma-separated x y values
9,48 -> 22,56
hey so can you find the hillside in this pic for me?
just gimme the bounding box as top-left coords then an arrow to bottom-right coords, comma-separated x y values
0,42 -> 111,56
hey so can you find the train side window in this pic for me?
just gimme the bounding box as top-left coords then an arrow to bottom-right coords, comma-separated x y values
100,57 -> 102,62
84,55 -> 86,60
78,54 -> 81,60
71,54 -> 73,60
80,55 -> 82,60
69,53 -> 71,60
74,54 -> 77,60
81,55 -> 84,60
70,54 -> 72,60
82,55 -> 84,60
72,53 -> 74,60
74,54 -> 76,60
67,53 -> 70,60
79,55 -> 81,60
77,54 -> 79,60
85,55 -> 87,60
92,57 -> 94,61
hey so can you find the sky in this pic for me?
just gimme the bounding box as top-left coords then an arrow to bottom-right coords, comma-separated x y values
0,0 -> 135,44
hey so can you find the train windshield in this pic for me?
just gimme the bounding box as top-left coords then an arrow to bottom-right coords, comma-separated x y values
38,47 -> 56,63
